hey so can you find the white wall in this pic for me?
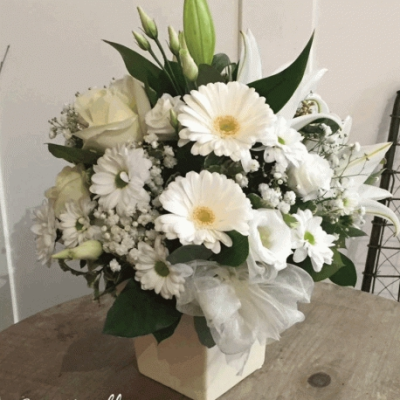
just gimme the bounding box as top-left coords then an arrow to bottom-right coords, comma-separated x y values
1,0 -> 400,328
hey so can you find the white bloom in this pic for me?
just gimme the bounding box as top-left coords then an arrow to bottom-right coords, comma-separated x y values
178,82 -> 275,166
59,198 -> 100,248
74,75 -> 151,151
110,259 -> 121,272
247,209 -> 292,282
291,209 -> 335,272
145,94 -> 184,140
287,153 -> 333,201
155,170 -> 252,253
31,200 -> 57,266
262,116 -> 307,169
237,29 -> 263,84
90,144 -> 152,216
134,239 -> 193,299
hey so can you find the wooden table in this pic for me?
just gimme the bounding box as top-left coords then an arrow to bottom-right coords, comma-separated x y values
1,282 -> 400,400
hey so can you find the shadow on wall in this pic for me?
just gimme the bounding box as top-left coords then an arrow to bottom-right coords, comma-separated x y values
0,275 -> 14,332
11,209 -> 91,322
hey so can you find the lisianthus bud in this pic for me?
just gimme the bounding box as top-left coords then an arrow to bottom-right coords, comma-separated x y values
179,49 -> 198,81
52,240 -> 103,261
169,108 -> 179,130
133,31 -> 151,51
137,7 -> 158,39
168,26 -> 180,56
183,0 -> 216,65
178,31 -> 188,51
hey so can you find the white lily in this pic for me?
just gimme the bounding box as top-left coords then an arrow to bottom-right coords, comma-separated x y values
237,29 -> 262,84
336,142 -> 400,235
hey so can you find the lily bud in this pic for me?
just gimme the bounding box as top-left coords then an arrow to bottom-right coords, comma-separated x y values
52,240 -> 103,261
133,31 -> 151,51
179,49 -> 198,81
168,26 -> 180,56
137,7 -> 158,39
183,0 -> 216,65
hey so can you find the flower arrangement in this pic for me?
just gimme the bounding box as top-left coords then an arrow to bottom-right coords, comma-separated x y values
32,0 -> 400,367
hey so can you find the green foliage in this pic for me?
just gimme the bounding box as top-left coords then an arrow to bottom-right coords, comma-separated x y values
295,248 -> 344,282
212,53 -> 231,73
153,315 -> 182,343
211,231 -> 249,267
194,316 -> 215,348
175,143 -> 205,175
322,217 -> 367,249
247,193 -> 268,210
329,252 -> 357,287
47,143 -> 101,165
197,64 -> 224,86
167,245 -> 213,265
104,40 -> 175,97
282,213 -> 298,228
103,278 -> 182,338
248,33 -> 314,113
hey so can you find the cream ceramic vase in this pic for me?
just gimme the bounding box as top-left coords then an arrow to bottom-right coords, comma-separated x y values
134,314 -> 266,400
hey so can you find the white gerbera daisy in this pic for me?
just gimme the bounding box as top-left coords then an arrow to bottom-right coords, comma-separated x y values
90,144 -> 152,216
31,199 -> 57,266
155,170 -> 252,253
262,116 -> 307,169
134,239 -> 193,299
59,198 -> 100,248
178,82 -> 276,165
291,209 -> 336,272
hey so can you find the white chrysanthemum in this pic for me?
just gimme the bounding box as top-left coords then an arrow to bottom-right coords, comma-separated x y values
90,144 -> 152,216
291,209 -> 335,272
178,82 -> 276,165
31,199 -> 57,266
262,116 -> 307,169
59,198 -> 100,248
134,239 -> 193,299
155,170 -> 252,253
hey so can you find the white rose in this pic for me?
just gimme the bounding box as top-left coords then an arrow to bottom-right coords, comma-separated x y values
74,75 -> 151,151
287,153 -> 333,201
145,94 -> 184,140
45,165 -> 90,217
247,208 -> 292,283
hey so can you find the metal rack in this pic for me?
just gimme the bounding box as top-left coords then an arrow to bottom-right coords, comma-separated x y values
362,91 -> 400,300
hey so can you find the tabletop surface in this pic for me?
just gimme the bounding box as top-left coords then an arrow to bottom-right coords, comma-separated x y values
1,282 -> 400,400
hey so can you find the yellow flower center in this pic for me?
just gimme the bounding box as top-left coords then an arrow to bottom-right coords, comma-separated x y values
214,115 -> 240,137
192,206 -> 216,227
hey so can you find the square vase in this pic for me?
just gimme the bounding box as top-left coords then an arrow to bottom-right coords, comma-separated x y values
134,314 -> 266,400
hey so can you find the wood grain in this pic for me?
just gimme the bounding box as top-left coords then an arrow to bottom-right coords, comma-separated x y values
1,283 -> 400,400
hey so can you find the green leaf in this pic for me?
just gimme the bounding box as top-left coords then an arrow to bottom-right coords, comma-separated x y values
175,143 -> 204,175
346,227 -> 367,238
294,248 -> 344,282
184,0 -> 216,65
167,245 -> 213,265
212,53 -> 231,73
197,64 -> 224,86
310,117 -> 341,134
153,315 -> 182,344
211,231 -> 249,267
103,278 -> 181,338
194,316 -> 215,348
248,33 -> 314,113
329,252 -> 357,287
282,213 -> 298,228
47,143 -> 101,165
247,193 -> 267,210
204,152 -> 223,167
104,40 -> 174,96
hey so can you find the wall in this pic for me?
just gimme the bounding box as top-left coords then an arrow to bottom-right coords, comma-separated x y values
1,0 -> 400,328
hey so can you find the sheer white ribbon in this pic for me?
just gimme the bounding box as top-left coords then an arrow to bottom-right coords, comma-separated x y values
176,261 -> 314,374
